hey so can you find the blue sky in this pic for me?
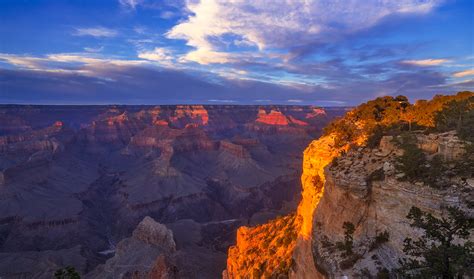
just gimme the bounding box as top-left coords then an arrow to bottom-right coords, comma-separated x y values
0,0 -> 472,105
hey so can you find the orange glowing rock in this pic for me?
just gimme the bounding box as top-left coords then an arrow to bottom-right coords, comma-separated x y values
305,108 -> 326,118
53,121 -> 63,127
173,105 -> 209,125
224,214 -> 300,279
288,116 -> 309,126
256,109 -> 289,125
153,119 -> 169,126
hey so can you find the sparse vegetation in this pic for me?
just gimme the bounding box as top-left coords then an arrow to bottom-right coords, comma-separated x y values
323,91 -> 473,149
398,206 -> 474,278
435,95 -> 474,141
367,168 -> 385,183
336,222 -> 355,257
54,266 -> 80,279
369,230 -> 390,252
395,138 -> 427,182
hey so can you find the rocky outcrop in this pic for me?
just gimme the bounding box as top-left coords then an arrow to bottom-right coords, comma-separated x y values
416,131 -> 466,161
169,105 -> 209,127
256,109 -> 290,125
87,216 -> 178,279
219,141 -> 250,159
290,133 -> 358,279
132,216 -> 176,253
310,132 -> 472,277
256,108 -> 309,126
224,215 -> 299,278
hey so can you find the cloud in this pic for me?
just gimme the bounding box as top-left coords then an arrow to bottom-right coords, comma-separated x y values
0,53 -> 147,74
401,58 -> 450,66
137,47 -> 177,67
453,69 -> 474,78
119,0 -> 143,10
0,61 -> 468,106
138,48 -> 173,61
74,27 -> 118,38
160,11 -> 177,19
167,0 -> 442,65
181,48 -> 233,64
84,46 -> 104,53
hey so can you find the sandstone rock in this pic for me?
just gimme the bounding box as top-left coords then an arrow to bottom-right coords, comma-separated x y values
132,216 -> 176,253
88,216 -> 177,279
256,108 -> 290,125
383,162 -> 394,174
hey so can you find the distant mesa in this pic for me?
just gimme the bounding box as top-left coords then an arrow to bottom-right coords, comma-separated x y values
170,105 -> 209,127
256,108 -> 310,126
53,121 -> 64,127
305,107 -> 326,118
153,119 -> 169,126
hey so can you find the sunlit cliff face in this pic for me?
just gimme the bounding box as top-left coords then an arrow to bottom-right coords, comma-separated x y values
224,215 -> 300,278
291,133 -> 366,278
223,133 -> 352,278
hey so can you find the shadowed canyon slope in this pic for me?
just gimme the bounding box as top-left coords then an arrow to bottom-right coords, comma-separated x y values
0,104 -> 346,278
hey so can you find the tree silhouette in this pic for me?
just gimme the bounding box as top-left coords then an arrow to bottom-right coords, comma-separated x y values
399,206 -> 474,278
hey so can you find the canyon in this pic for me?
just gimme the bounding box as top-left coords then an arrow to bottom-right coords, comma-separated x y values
0,104 -> 346,278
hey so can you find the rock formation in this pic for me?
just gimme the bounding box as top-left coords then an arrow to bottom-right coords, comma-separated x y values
88,216 -> 178,279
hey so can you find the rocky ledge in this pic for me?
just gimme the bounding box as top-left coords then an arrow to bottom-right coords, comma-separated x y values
87,216 -> 178,279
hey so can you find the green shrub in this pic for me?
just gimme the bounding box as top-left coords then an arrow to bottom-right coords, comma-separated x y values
54,266 -> 80,279
398,206 -> 474,278
396,141 -> 427,182
369,230 -> 390,251
336,222 -> 355,257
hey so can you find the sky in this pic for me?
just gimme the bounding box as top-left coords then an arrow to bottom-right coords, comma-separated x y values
0,0 -> 473,105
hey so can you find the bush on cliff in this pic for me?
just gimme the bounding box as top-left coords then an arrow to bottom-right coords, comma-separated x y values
399,206 -> 474,278
54,266 -> 80,279
323,91 -> 473,149
435,95 -> 474,141
395,138 -> 427,182
336,222 -> 355,257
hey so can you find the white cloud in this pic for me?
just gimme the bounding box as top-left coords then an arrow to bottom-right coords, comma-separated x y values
160,11 -> 177,19
401,59 -> 450,66
119,0 -> 143,10
208,99 -> 236,103
181,48 -> 232,64
453,69 -> 474,78
167,0 -> 442,64
74,27 -> 118,38
0,53 -> 146,73
84,46 -> 104,53
138,47 -> 174,64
